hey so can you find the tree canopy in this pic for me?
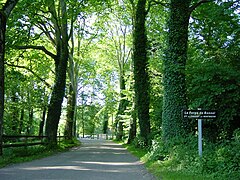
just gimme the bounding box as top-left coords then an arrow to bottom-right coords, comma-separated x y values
0,2 -> 239,176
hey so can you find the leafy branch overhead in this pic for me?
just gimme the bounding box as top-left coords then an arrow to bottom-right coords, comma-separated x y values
189,0 -> 212,13
5,62 -> 52,88
0,2 -> 239,178
16,45 -> 57,60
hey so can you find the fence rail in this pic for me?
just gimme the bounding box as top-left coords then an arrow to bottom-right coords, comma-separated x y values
2,135 -> 47,148
1,135 -> 66,148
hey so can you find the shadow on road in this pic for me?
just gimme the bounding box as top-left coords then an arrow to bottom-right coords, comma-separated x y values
0,139 -> 155,180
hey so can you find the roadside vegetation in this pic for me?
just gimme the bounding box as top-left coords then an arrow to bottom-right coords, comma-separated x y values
123,129 -> 240,180
1,1 -> 239,179
0,139 -> 80,168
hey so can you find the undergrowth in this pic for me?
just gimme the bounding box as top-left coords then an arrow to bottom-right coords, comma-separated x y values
126,129 -> 240,180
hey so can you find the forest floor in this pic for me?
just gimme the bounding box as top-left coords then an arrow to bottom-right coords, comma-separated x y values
0,138 -> 155,180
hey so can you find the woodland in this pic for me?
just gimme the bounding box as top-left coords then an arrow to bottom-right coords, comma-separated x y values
0,0 -> 240,179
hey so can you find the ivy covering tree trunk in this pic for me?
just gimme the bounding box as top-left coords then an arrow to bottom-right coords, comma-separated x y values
115,74 -> 128,140
133,0 -> 150,145
127,102 -> 137,144
162,0 -> 191,141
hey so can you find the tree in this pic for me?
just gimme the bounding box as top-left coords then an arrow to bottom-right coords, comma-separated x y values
162,0 -> 191,140
110,16 -> 132,140
44,0 -> 69,146
4,29 -> 53,136
14,0 -> 70,145
132,0 -> 150,145
64,18 -> 78,140
187,0 -> 240,141
162,0 -> 210,141
89,1 -> 133,140
64,0 -> 112,140
12,0 -> 70,146
0,0 -> 18,155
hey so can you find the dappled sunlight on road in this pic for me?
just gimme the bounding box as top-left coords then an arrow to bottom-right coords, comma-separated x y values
0,139 -> 155,180
20,166 -> 93,171
74,161 -> 142,166
19,166 -> 123,173
81,145 -> 126,151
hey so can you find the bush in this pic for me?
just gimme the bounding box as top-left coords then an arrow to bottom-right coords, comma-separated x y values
147,136 -> 169,161
147,133 -> 240,179
132,135 -> 150,149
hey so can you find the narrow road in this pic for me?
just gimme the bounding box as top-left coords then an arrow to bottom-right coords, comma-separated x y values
0,139 -> 155,180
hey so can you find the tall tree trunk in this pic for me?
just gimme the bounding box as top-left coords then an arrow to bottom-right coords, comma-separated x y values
103,113 -> 109,134
115,74 -> 128,140
46,54 -> 68,146
39,106 -> 46,136
0,0 -> 18,155
45,49 -> 68,146
133,0 -> 150,145
127,1 -> 137,144
162,0 -> 191,141
64,83 -> 76,140
11,93 -> 19,133
27,108 -> 33,135
0,8 -> 6,156
45,0 -> 69,147
73,110 -> 77,137
127,102 -> 137,144
19,109 -> 24,134
64,21 -> 78,140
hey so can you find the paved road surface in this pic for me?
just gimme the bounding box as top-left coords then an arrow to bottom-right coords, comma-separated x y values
0,139 -> 155,180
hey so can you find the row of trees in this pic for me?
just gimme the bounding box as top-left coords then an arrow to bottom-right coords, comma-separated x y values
1,0 -> 239,154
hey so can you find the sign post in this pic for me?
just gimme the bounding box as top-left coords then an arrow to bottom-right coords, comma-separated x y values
197,108 -> 203,157
182,109 -> 217,157
198,119 -> 202,157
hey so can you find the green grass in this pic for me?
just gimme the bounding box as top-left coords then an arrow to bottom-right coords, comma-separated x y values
122,143 -> 148,159
0,139 -> 81,168
0,146 -> 55,168
147,161 -> 214,180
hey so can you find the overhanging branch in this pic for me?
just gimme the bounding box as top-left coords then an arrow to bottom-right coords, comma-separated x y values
189,0 -> 212,14
3,0 -> 19,18
16,45 -> 57,60
5,63 -> 52,88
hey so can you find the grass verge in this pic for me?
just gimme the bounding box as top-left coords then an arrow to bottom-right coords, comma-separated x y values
0,139 -> 81,168
122,142 -> 212,180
